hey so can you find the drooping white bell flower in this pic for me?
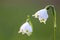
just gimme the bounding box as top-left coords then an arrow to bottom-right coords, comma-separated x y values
32,8 -> 48,24
18,21 -> 33,36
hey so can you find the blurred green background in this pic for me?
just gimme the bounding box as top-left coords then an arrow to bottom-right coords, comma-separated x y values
0,0 -> 60,40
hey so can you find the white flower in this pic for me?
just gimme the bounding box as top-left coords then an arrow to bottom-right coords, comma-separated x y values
18,21 -> 33,36
32,9 -> 48,24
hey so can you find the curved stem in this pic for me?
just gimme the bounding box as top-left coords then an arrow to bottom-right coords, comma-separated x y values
52,6 -> 56,40
45,5 -> 56,40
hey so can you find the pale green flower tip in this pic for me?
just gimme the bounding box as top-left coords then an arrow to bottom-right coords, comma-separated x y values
54,24 -> 56,28
26,15 -> 30,22
18,31 -> 20,33
27,32 -> 32,36
18,21 -> 33,36
39,20 -> 46,24
32,13 -> 38,18
26,19 -> 29,22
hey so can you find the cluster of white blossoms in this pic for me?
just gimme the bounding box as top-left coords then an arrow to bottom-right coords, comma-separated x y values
18,5 -> 56,40
18,21 -> 33,36
32,8 -> 48,24
18,8 -> 49,36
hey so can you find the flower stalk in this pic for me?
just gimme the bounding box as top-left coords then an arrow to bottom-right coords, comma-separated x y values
18,15 -> 33,36
26,15 -> 33,28
45,5 -> 56,40
26,15 -> 33,36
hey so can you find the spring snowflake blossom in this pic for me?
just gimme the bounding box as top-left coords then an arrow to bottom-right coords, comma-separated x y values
32,8 -> 48,24
18,21 -> 33,36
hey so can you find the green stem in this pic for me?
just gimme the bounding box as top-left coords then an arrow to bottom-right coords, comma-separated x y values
45,5 -> 56,40
26,15 -> 33,28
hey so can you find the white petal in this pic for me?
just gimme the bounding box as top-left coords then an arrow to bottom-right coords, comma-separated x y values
38,9 -> 48,19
